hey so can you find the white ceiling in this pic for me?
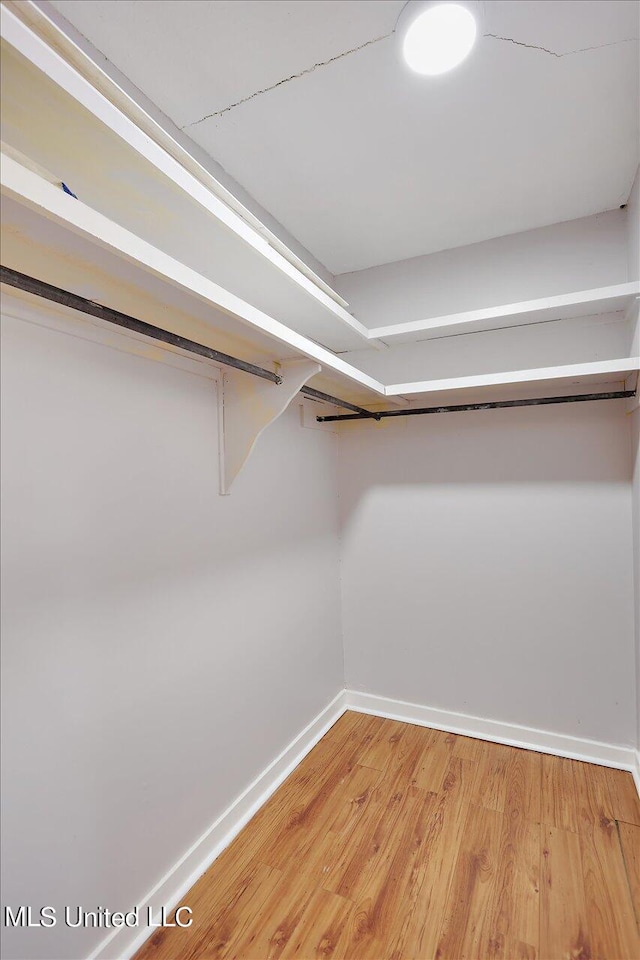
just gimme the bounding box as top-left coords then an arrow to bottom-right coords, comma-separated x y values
48,0 -> 640,275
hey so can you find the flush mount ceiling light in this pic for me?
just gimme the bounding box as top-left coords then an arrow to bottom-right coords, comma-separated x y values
398,0 -> 480,76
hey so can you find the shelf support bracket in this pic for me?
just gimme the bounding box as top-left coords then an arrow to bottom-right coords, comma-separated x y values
218,359 -> 321,494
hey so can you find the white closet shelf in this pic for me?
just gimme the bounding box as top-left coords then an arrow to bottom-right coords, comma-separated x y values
3,154 -> 639,411
370,285 -> 640,344
386,358 -> 639,400
0,7 -> 377,354
0,153 -> 385,399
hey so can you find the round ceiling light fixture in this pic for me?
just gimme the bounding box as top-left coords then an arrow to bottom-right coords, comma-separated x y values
398,1 -> 480,76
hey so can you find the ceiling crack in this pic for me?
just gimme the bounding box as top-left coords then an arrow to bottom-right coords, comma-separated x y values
181,28 -> 637,128
484,33 -> 638,58
181,30 -> 394,128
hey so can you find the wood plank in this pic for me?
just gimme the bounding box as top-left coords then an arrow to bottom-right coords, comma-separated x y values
331,788 -> 436,958
323,734 -> 429,901
328,763 -> 382,836
579,815 -> 640,958
430,727 -> 458,749
388,725 -> 431,788
323,771 -> 410,901
322,710 -> 365,743
572,759 -> 614,834
439,755 -> 478,806
541,754 -> 579,833
453,733 -> 484,761
478,815 -> 540,958
387,721 -> 432,771
135,861 -> 282,960
279,888 -> 353,960
322,711 -> 377,750
504,747 -> 542,825
221,830 -> 340,959
480,748 -> 542,960
411,736 -> 451,793
606,767 -> 640,826
381,795 -> 444,959
358,717 -> 408,772
140,814 -> 280,960
540,825 -> 591,960
247,737 -> 347,828
434,804 -> 503,958
470,741 -> 512,813
255,740 -> 368,871
396,790 -> 472,959
618,820 -> 640,928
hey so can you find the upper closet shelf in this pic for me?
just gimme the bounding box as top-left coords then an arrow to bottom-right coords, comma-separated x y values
370,284 -> 640,344
0,153 -> 386,398
3,153 -> 638,410
385,358 -> 639,400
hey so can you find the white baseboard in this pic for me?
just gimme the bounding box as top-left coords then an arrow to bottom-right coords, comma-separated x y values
632,750 -> 640,798
90,690 -> 347,960
345,689 -> 639,776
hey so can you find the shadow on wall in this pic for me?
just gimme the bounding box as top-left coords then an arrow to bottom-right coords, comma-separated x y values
335,398 -> 636,747
337,400 -> 632,519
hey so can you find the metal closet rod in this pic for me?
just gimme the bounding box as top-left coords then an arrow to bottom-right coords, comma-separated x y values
317,390 -> 635,421
0,266 -> 376,418
4,267 -> 632,423
299,385 -> 377,415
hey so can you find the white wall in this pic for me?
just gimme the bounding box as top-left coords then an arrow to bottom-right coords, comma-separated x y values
632,404 -> 640,760
630,286 -> 640,763
0,308 -> 343,960
335,210 -> 629,328
337,401 -> 637,748
627,164 -> 639,281
626,167 -> 639,759
628,281 -> 639,761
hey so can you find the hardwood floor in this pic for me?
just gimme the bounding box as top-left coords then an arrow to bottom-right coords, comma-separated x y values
134,712 -> 640,960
